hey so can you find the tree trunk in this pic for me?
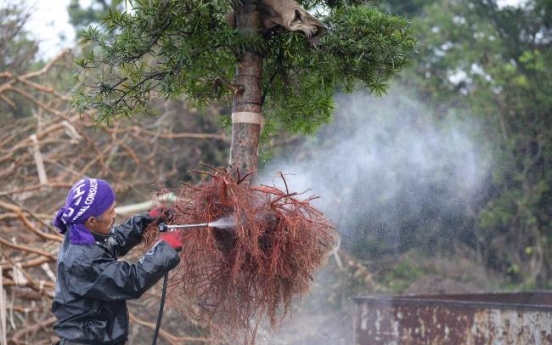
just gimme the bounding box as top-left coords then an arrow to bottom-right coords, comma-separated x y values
229,1 -> 264,181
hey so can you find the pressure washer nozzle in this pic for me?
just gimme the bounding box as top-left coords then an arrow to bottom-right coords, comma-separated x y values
158,223 -> 170,232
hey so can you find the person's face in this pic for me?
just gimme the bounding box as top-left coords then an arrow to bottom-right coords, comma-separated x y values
84,202 -> 117,235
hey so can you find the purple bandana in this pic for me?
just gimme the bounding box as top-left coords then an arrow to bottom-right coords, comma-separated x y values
52,178 -> 116,245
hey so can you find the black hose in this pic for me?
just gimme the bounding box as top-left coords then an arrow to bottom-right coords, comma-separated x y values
152,273 -> 169,345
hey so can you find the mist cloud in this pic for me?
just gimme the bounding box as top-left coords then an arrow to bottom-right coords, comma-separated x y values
261,87 -> 491,256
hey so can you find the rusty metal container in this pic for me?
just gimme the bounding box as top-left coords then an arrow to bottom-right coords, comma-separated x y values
354,292 -> 552,345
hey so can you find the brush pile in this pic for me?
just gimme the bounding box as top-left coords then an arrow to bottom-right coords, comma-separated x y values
144,167 -> 337,341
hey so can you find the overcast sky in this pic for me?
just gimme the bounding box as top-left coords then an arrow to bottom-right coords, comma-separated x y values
22,0 -> 76,59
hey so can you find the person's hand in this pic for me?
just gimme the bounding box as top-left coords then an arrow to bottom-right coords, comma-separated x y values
149,206 -> 175,223
160,231 -> 182,252
149,205 -> 168,218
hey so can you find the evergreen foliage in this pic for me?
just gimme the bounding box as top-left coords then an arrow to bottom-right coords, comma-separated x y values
72,0 -> 416,134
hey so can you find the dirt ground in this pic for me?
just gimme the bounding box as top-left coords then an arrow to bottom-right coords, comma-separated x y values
262,308 -> 353,345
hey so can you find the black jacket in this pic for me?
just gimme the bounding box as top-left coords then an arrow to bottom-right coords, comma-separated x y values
52,213 -> 180,344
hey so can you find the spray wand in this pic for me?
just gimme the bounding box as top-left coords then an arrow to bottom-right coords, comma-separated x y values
158,214 -> 236,233
158,222 -> 208,232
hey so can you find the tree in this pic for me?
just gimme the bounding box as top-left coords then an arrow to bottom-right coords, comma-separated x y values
68,0 -> 124,38
0,2 -> 39,119
73,0 -> 416,176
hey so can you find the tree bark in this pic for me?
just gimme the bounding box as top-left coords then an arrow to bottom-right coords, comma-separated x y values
229,1 -> 264,181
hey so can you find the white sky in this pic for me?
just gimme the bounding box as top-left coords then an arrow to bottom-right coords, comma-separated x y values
497,0 -> 527,7
22,0 -> 78,59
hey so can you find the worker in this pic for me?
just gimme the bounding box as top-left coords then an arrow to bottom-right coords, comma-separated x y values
50,178 -> 182,345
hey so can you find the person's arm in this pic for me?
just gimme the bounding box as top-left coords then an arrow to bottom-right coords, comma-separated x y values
110,212 -> 155,256
69,241 -> 180,301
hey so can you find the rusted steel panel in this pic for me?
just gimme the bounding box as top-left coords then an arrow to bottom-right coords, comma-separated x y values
354,292 -> 552,345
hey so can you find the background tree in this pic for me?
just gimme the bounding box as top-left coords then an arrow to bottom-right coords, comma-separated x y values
0,2 -> 39,119
72,0 -> 416,176
386,0 -> 552,288
68,0 -> 123,38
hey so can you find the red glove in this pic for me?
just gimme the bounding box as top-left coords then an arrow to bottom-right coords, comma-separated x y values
160,232 -> 182,252
149,206 -> 175,226
150,206 -> 170,218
